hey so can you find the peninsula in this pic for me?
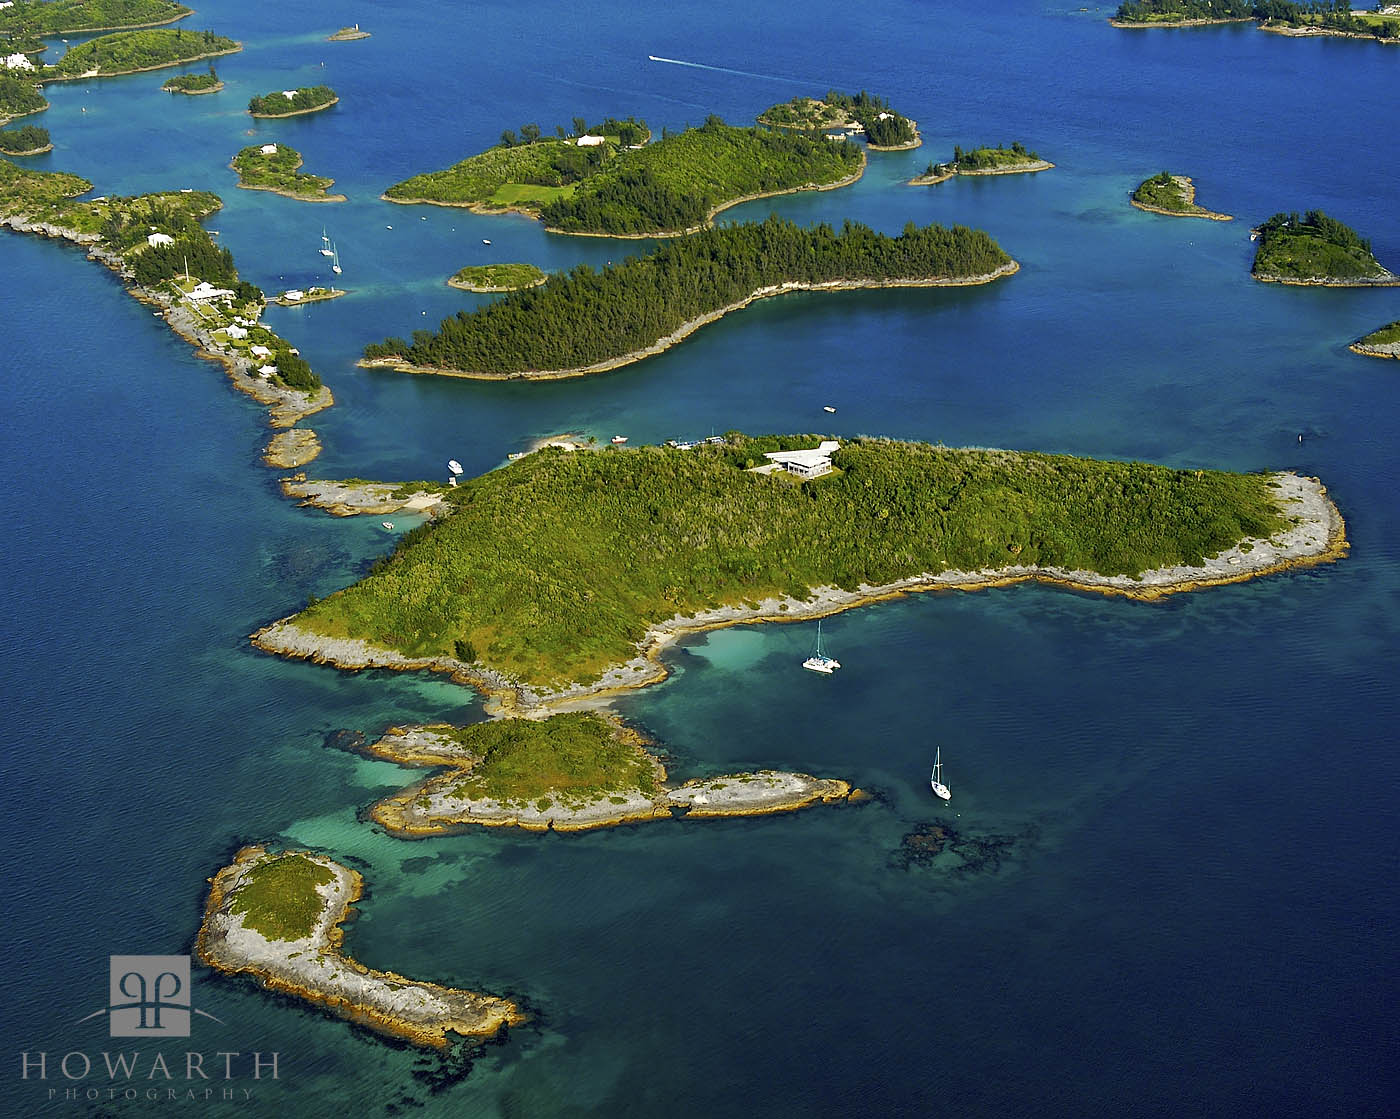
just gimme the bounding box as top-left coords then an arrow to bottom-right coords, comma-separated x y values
386,114 -> 862,237
231,142 -> 345,202
910,142 -> 1053,184
359,714 -> 854,835
1349,319 -> 1400,360
759,90 -> 920,150
252,436 -> 1346,711
448,262 -> 547,292
278,476 -> 449,517
0,71 -> 47,125
1111,1 -> 1400,40
196,845 -> 524,1047
0,0 -> 191,36
1251,210 -> 1399,285
162,70 -> 221,94
42,28 -> 239,80
361,216 -> 1015,379
1130,172 -> 1232,220
248,84 -> 337,118
0,123 -> 50,155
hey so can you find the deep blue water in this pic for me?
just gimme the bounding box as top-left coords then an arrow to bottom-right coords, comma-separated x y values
2,1 -> 1397,1115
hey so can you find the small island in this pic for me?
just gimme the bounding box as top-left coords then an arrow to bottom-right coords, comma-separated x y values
910,142 -> 1053,185
196,845 -> 524,1048
248,84 -> 338,119
43,28 -> 240,80
278,476 -> 449,517
1251,210 -> 1399,286
759,90 -> 920,150
362,216 -> 1016,380
0,0 -> 192,37
1130,172 -> 1232,220
0,123 -> 50,155
1349,319 -> 1400,361
262,428 -> 320,468
0,71 -> 48,126
327,24 -> 370,41
448,262 -> 547,292
162,68 -> 221,94
251,436 -> 1345,710
231,142 -> 345,202
273,284 -> 344,306
359,714 -> 854,835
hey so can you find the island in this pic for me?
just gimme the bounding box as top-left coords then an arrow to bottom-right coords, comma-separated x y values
448,262 -> 547,292
0,0 -> 191,37
1111,0 -> 1256,27
1111,1 -> 1400,41
327,24 -> 370,41
263,428 -> 320,468
361,216 -> 1016,380
273,284 -> 344,306
0,71 -> 48,126
910,143 -> 1053,184
278,476 -> 449,517
0,160 -> 331,429
0,123 -> 50,154
231,142 -> 345,202
196,845 -> 524,1048
251,435 -> 1346,712
1130,172 -> 1232,220
759,90 -> 920,150
162,69 -> 221,94
1251,210 -> 1399,286
248,84 -> 338,119
1349,320 -> 1400,360
386,114 -> 863,237
42,28 -> 240,81
358,713 -> 854,835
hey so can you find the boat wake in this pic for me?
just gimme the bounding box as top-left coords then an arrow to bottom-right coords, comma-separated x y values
646,55 -> 803,85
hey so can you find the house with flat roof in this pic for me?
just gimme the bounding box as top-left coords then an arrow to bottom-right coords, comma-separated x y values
755,440 -> 841,480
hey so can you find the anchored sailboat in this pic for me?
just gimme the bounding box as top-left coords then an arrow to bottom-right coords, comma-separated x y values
330,241 -> 342,275
930,747 -> 951,802
319,227 -> 334,258
801,619 -> 841,674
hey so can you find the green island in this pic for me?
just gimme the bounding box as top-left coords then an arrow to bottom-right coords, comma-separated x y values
361,715 -> 854,834
0,123 -> 50,154
1111,0 -> 1256,25
911,142 -> 1053,184
1349,319 -> 1400,360
197,844 -> 524,1048
273,284 -> 344,307
0,0 -> 190,36
362,216 -> 1015,379
327,24 -> 370,41
758,90 -> 920,149
448,261 -> 547,292
162,68 -> 221,94
231,142 -> 345,202
1112,1 -> 1400,40
0,71 -> 48,125
43,28 -> 240,80
253,435 -> 1346,699
248,84 -> 337,118
1130,171 -> 1232,220
1251,210 -> 1398,285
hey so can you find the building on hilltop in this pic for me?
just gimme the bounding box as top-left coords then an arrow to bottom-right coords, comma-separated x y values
750,440 -> 841,480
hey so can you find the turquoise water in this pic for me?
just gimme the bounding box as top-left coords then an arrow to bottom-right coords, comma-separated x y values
2,1 -> 1397,1115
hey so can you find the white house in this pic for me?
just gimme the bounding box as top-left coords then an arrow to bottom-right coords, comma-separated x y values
256,364 -> 278,378
282,90 -> 298,100
187,281 -> 236,302
3,52 -> 35,71
224,325 -> 248,339
146,232 -> 175,247
759,440 -> 841,480
259,143 -> 278,155
249,344 -> 273,358
876,112 -> 893,121
282,289 -> 304,301
575,134 -> 606,147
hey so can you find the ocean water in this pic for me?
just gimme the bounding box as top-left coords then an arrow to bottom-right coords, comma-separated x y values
1,1 -> 1397,1115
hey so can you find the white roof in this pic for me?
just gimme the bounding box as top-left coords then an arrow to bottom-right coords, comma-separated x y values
146,232 -> 174,246
2,52 -> 35,70
762,440 -> 840,470
576,134 -> 606,146
249,344 -> 272,356
259,143 -> 278,154
257,364 -> 277,375
224,325 -> 248,338
187,281 -> 235,301
282,90 -> 298,99
282,289 -> 303,300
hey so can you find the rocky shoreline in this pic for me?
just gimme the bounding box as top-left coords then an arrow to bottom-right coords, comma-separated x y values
1253,270 -> 1400,287
358,261 -> 1020,382
196,845 -> 524,1048
1349,339 -> 1400,360
251,471 -> 1346,716
278,476 -> 448,516
1130,175 -> 1232,221
263,428 -> 321,468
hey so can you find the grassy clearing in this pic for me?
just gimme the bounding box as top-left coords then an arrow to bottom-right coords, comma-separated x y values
228,853 -> 335,942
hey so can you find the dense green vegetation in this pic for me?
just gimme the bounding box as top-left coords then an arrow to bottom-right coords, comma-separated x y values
1252,210 -> 1390,281
949,142 -> 1042,171
760,90 -> 917,147
1114,0 -> 1253,20
442,714 -> 658,804
1115,0 -> 1398,37
1,31 -> 47,56
0,0 -> 189,35
540,117 -> 862,235
227,853 -> 335,941
232,143 -> 338,200
0,72 -> 47,122
1132,171 -> 1191,211
292,436 -> 1287,687
1356,320 -> 1400,347
448,262 -> 547,291
0,123 -> 48,153
0,155 -> 88,208
47,27 -> 237,76
248,84 -> 336,116
162,68 -> 219,92
364,216 -> 1010,375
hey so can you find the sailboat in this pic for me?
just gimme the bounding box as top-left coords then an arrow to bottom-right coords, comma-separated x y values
801,619 -> 841,674
930,747 -> 951,802
319,228 -> 334,257
330,241 -> 342,275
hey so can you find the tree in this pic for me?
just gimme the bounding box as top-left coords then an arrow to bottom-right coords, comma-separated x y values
500,130 -> 516,148
573,116 -> 587,135
520,122 -> 541,144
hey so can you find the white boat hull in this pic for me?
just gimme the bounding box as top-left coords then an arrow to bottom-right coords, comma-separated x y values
930,780 -> 951,801
802,656 -> 840,674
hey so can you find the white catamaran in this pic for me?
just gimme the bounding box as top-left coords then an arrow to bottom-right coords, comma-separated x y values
802,619 -> 841,674
930,747 -> 951,802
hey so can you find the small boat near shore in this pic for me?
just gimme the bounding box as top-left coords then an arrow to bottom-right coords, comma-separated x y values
802,619 -> 840,674
930,747 -> 951,802
611,435 -> 628,444
382,521 -> 394,530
